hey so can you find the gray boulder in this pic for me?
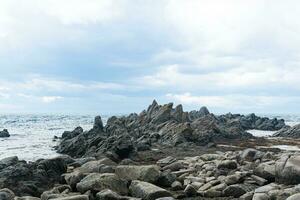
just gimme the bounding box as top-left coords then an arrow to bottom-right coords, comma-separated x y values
252,193 -> 269,200
76,173 -> 128,195
129,180 -> 172,200
240,148 -> 264,162
254,163 -> 275,181
223,184 -> 253,198
77,158 -> 116,173
275,155 -> 300,184
156,156 -> 176,167
171,181 -> 182,191
115,165 -> 160,183
184,184 -> 197,197
96,189 -> 128,200
64,171 -> 85,190
157,170 -> 176,187
217,160 -> 238,170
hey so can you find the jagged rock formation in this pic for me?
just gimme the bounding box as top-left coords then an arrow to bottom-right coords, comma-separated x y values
56,100 -> 286,160
273,124 -> 300,138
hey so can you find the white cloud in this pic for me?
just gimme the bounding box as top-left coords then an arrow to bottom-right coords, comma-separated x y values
39,0 -> 124,25
0,0 -> 126,52
166,93 -> 300,111
41,96 -> 63,103
0,75 -> 129,109
19,77 -> 124,92
137,63 -> 300,93
1,1 -> 300,113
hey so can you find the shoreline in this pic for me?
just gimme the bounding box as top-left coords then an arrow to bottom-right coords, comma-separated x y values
1,101 -> 300,199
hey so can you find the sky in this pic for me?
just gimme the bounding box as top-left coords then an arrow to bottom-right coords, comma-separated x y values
1,0 -> 300,114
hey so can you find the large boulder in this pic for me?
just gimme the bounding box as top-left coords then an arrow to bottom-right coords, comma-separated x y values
217,160 -> 238,170
0,129 -> 10,137
254,163 -> 275,181
240,148 -> 264,162
275,155 -> 300,184
129,180 -> 172,200
77,158 -> 116,173
76,173 -> 128,195
115,165 -> 160,183
64,171 -> 85,190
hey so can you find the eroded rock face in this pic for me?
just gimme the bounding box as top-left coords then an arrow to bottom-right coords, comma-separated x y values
56,100 -> 286,159
274,124 -> 300,138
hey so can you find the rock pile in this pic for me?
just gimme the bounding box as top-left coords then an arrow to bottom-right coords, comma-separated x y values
3,148 -> 300,200
0,156 -> 68,197
56,101 -> 285,159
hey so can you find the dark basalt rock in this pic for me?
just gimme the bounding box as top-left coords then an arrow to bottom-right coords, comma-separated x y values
61,127 -> 83,140
189,106 -> 210,120
93,115 -> 104,131
56,100 -> 286,159
0,156 -> 67,197
0,129 -> 10,137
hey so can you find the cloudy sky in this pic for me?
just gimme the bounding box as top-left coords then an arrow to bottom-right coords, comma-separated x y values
0,0 -> 300,114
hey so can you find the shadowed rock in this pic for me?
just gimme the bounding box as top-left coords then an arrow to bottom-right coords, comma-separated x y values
0,129 -> 10,137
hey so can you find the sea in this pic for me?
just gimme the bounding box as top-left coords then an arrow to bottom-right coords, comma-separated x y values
0,114 -> 299,161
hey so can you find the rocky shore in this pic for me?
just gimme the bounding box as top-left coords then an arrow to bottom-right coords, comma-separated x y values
0,101 -> 300,200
